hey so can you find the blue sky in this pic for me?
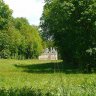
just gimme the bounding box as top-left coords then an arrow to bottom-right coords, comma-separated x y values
4,0 -> 44,25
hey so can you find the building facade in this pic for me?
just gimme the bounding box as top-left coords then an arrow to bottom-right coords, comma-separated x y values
38,48 -> 58,60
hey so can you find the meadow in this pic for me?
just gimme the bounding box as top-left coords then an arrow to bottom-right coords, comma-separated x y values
0,59 -> 96,96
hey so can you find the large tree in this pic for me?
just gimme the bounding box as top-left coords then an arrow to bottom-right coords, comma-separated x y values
41,0 -> 96,70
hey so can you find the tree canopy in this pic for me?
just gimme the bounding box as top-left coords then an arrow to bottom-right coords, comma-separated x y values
0,0 -> 43,59
41,0 -> 96,71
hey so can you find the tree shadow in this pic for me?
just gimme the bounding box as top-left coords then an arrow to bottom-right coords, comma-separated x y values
14,61 -> 81,74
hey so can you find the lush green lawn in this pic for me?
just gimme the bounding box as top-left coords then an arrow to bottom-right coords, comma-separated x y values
0,59 -> 96,95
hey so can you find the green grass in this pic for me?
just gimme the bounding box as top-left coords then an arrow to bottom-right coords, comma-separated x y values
0,59 -> 96,96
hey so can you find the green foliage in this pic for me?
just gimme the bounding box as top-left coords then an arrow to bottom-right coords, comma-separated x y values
0,87 -> 42,96
0,59 -> 96,95
0,0 -> 12,29
14,18 -> 43,59
0,1 -> 43,59
41,0 -> 96,71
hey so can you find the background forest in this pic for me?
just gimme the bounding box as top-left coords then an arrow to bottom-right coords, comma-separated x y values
0,0 -> 43,59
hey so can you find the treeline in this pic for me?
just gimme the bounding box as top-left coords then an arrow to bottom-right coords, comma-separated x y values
41,0 -> 96,72
0,0 -> 43,59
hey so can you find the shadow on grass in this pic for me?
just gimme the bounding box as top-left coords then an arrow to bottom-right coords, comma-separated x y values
14,61 -> 81,74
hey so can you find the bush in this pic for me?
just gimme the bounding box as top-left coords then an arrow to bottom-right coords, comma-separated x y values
0,87 -> 42,96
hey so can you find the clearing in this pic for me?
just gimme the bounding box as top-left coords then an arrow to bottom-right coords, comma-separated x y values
0,59 -> 96,95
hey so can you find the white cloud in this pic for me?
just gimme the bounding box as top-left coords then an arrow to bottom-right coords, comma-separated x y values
4,0 -> 44,25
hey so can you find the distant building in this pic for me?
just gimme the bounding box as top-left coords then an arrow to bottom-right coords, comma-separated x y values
38,48 -> 58,60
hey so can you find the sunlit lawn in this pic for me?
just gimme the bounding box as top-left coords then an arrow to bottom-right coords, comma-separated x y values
0,59 -> 96,95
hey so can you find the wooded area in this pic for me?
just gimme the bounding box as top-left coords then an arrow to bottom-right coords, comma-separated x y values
41,0 -> 96,72
0,0 -> 43,59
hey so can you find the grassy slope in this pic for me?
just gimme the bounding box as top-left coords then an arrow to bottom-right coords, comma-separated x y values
0,59 -> 96,95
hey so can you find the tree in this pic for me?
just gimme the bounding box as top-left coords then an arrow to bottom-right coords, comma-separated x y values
0,1 -> 43,59
0,0 -> 13,58
0,30 -> 10,58
14,18 -> 43,59
41,0 -> 96,71
0,0 -> 12,30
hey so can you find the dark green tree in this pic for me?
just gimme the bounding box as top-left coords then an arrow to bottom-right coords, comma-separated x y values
41,0 -> 96,71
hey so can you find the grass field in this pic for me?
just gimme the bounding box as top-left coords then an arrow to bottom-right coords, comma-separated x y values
0,59 -> 96,96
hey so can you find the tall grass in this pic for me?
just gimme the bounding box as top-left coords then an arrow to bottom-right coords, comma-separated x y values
0,59 -> 96,96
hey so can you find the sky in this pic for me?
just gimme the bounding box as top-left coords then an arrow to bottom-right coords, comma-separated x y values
4,0 -> 44,25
